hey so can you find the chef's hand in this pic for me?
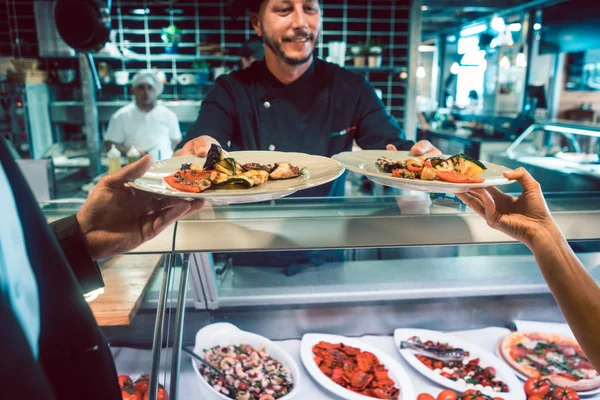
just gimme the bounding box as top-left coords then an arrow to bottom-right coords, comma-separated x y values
76,155 -> 204,260
456,168 -> 558,249
176,135 -> 221,157
386,140 -> 441,156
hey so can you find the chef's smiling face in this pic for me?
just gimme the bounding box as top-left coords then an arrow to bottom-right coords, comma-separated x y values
251,0 -> 321,67
133,83 -> 157,107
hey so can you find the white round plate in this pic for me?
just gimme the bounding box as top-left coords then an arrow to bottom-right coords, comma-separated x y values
332,150 -> 514,193
494,337 -> 600,397
191,322 -> 301,400
301,333 -> 415,400
393,328 -> 524,399
129,151 -> 345,204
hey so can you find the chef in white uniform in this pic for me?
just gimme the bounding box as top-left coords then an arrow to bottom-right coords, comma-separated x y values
104,70 -> 181,160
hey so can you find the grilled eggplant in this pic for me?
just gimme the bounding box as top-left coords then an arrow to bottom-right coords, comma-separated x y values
203,144 -> 230,170
377,156 -> 403,172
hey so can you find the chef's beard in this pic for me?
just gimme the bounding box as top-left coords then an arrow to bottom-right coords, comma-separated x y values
262,28 -> 319,66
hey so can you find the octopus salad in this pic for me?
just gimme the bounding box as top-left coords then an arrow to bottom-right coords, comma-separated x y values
199,344 -> 294,400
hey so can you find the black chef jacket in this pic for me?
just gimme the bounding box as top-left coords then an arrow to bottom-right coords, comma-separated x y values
178,57 -> 414,197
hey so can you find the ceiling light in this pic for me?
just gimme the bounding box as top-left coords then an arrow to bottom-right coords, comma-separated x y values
491,16 -> 506,32
508,23 -> 522,31
399,70 -> 408,79
421,5 -> 428,11
500,56 -> 511,69
516,52 -> 527,68
417,66 -> 426,78
447,35 -> 457,43
131,8 -> 150,15
533,23 -> 542,30
450,62 -> 460,74
418,45 -> 436,52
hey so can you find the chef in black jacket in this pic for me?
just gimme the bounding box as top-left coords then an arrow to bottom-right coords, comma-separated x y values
0,137 -> 203,399
175,0 -> 439,196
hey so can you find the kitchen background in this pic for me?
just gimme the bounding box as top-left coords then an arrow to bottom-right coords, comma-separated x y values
1,0 -> 414,154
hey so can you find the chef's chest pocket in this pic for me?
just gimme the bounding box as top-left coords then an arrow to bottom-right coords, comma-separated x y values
326,119 -> 356,154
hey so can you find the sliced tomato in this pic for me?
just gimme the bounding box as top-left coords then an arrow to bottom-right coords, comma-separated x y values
392,169 -> 402,178
435,170 -> 484,184
407,163 -> 423,173
163,176 -> 201,193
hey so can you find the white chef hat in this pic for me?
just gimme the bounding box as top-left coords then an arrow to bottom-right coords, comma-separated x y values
131,70 -> 164,96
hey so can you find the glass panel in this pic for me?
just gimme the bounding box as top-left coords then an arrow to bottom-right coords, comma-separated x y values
209,240 -> 600,307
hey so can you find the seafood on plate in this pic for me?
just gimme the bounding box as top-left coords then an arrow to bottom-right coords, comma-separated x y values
312,341 -> 400,399
376,153 -> 487,184
199,344 -> 294,400
406,336 -> 510,393
163,144 -> 303,193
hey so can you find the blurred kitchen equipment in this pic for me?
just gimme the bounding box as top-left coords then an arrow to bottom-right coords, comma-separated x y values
114,70 -> 129,85
328,41 -> 346,67
54,0 -> 112,90
96,62 -> 110,83
177,73 -> 195,85
57,69 -> 76,84
197,42 -> 222,56
11,58 -> 39,71
7,58 -> 47,84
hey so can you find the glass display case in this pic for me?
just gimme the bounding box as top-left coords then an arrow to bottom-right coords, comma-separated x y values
40,190 -> 600,399
490,121 -> 600,192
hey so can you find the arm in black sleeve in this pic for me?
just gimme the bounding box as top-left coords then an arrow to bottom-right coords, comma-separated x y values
354,77 -> 414,151
49,215 -> 104,294
175,76 -> 238,151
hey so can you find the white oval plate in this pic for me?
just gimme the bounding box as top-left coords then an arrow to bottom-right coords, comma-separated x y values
301,333 -> 415,400
394,328 -> 524,399
191,322 -> 301,400
332,150 -> 514,193
493,337 -> 600,397
129,151 -> 345,204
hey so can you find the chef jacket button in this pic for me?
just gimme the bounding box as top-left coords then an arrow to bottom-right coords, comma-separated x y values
268,144 -> 276,151
263,101 -> 271,109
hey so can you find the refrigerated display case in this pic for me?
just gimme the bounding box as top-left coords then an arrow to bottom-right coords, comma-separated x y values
40,192 -> 600,399
490,121 -> 600,192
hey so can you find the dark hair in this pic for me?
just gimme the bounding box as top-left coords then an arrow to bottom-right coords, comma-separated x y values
241,38 -> 265,60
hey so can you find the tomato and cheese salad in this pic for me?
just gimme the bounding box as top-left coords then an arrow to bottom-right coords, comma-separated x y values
407,336 -> 509,393
199,344 -> 294,400
376,153 -> 487,184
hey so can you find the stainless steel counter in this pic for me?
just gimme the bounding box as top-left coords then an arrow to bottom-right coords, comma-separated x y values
49,100 -> 202,124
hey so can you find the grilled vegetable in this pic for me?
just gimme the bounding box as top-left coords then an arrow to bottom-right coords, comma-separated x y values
420,166 -> 436,181
431,157 -> 455,172
203,144 -> 229,170
448,154 -> 487,178
223,175 -> 254,188
241,169 -> 269,186
435,170 -> 484,184
377,156 -> 403,173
